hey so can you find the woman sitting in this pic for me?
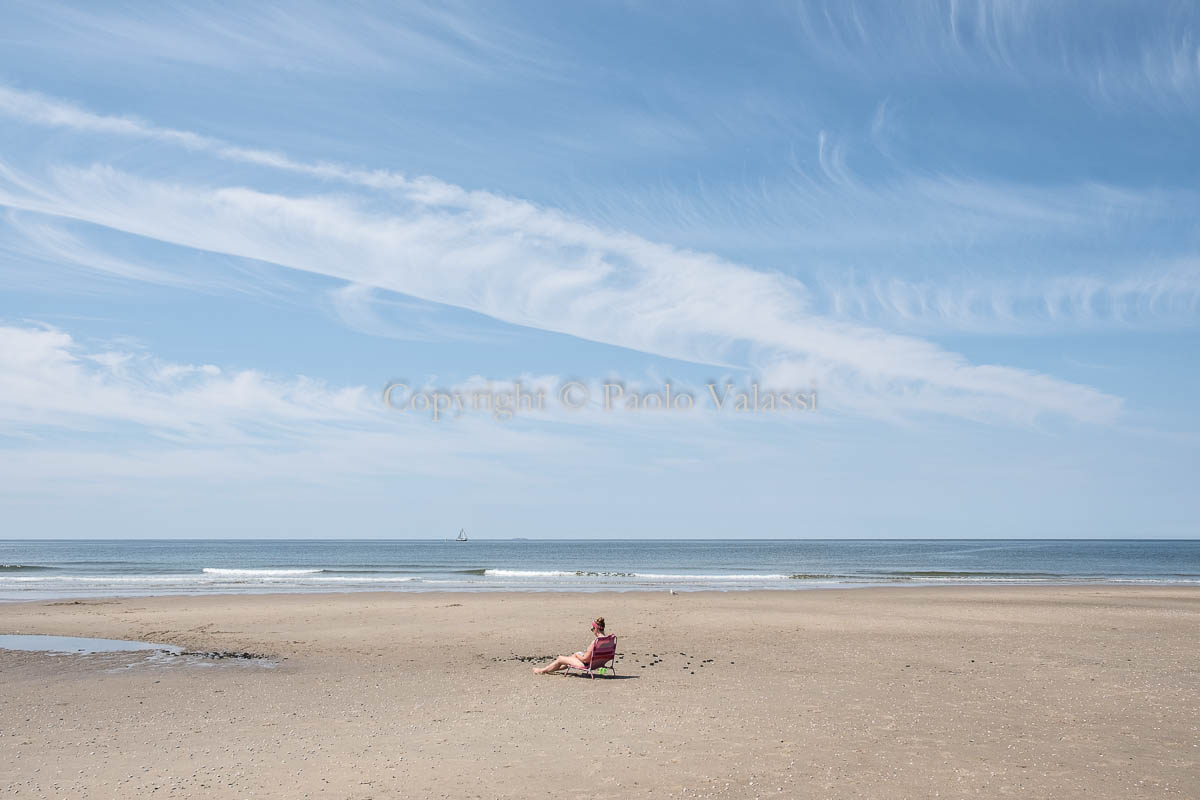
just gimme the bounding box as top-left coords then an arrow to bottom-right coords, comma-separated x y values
533,617 -> 609,675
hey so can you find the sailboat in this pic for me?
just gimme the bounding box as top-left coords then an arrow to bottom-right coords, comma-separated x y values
455,528 -> 468,543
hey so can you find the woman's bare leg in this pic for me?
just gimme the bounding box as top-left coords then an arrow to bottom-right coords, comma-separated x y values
533,654 -> 585,674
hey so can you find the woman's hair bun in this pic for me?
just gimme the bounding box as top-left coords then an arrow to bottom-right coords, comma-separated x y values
593,616 -> 605,632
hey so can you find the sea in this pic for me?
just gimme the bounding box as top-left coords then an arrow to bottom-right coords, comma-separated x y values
1,539 -> 1198,601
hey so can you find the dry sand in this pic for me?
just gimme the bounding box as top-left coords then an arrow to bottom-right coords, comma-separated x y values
2,586 -> 1198,798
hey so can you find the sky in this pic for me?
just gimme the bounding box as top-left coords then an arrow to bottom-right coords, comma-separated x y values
0,0 -> 1197,539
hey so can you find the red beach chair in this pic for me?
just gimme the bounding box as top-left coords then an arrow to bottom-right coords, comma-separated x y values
564,635 -> 617,678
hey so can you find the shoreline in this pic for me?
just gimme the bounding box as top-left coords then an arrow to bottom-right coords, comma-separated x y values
4,578 -> 1200,607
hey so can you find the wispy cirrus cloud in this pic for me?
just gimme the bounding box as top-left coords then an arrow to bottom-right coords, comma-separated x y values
0,87 -> 1126,425
818,265 -> 1200,335
0,210 -> 218,292
327,283 -> 515,344
2,84 -> 1188,257
2,0 -> 564,80
557,158 -> 1186,254
788,0 -> 1200,109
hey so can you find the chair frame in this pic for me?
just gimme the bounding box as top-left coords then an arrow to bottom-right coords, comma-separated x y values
563,635 -> 617,678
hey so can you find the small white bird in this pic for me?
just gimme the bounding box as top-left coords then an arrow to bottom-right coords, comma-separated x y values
669,589 -> 678,596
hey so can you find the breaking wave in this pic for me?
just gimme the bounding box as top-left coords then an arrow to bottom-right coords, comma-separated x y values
483,569 -> 791,580
202,568 -> 322,576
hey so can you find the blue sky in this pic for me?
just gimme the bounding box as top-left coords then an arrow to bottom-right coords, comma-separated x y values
0,1 -> 1197,539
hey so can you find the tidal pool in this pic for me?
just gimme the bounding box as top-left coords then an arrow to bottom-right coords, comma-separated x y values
0,634 -> 182,654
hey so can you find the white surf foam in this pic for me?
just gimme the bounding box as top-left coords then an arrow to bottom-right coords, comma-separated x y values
482,569 -> 790,580
631,573 -> 790,580
483,569 -> 579,577
202,568 -> 322,576
0,573 -> 418,585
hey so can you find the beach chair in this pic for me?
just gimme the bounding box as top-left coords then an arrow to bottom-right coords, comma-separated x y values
564,635 -> 617,678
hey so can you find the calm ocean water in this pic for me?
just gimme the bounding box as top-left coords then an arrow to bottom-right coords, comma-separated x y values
1,539 -> 1198,601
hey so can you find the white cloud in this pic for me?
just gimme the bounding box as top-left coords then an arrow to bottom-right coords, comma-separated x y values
0,324 -> 608,495
789,0 -> 1200,109
0,86 -> 1129,425
327,283 -> 512,344
0,324 -> 811,498
0,159 -> 1127,424
0,210 -> 212,291
818,264 -> 1200,335
0,324 -> 376,441
3,1 -> 563,81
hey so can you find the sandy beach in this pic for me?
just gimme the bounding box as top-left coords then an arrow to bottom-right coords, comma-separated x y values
2,586 -> 1197,798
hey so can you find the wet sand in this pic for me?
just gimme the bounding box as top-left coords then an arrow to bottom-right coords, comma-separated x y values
2,586 -> 1198,798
